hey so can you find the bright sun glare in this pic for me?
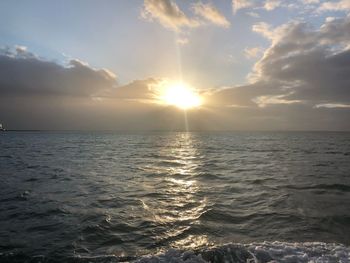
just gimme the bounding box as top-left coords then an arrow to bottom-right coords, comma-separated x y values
158,82 -> 202,110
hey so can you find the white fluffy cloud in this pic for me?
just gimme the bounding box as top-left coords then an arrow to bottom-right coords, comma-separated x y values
192,2 -> 230,28
299,0 -> 319,4
264,0 -> 281,11
319,0 -> 350,12
244,47 -> 264,59
232,0 -> 255,13
141,0 -> 199,31
232,0 -> 284,13
141,0 -> 230,32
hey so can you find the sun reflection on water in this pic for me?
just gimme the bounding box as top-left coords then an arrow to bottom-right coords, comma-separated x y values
139,133 -> 211,250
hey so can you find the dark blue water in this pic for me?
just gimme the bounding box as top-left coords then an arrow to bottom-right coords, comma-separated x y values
0,131 -> 350,262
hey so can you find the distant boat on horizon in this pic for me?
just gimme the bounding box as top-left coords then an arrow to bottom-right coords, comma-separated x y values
0,123 -> 5,131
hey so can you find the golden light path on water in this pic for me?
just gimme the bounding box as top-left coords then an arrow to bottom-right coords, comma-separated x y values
134,35 -> 209,251
139,133 -> 211,251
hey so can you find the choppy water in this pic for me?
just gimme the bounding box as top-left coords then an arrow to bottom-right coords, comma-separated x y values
0,131 -> 350,262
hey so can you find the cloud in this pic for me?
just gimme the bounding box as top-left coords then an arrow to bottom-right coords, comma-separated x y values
108,78 -> 158,101
15,45 -> 28,54
253,93 -> 302,107
232,0 -> 286,13
315,103 -> 350,108
319,0 -> 350,12
0,47 -> 117,97
232,0 -> 255,13
141,0 -> 199,31
233,0 -> 320,14
2,11 -> 350,132
141,0 -> 231,30
207,15 -> 350,130
301,0 -> 319,4
252,22 -> 275,40
244,47 -> 264,59
141,0 -> 229,44
192,2 -> 230,28
246,11 -> 260,18
264,0 -> 281,11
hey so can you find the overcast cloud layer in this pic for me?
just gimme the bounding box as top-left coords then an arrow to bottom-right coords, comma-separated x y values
0,0 -> 349,131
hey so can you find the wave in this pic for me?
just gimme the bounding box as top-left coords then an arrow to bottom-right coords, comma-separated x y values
137,242 -> 350,263
285,183 -> 350,192
1,241 -> 349,263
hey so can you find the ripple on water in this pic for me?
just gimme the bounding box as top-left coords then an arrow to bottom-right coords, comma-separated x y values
0,131 -> 350,259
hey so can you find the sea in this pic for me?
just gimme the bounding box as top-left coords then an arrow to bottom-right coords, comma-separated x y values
0,131 -> 350,262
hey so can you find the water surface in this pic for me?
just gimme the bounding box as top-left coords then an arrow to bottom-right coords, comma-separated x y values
0,131 -> 350,262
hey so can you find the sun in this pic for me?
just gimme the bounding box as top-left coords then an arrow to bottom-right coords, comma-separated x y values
157,82 -> 202,110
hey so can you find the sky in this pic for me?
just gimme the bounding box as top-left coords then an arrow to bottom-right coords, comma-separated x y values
0,0 -> 350,131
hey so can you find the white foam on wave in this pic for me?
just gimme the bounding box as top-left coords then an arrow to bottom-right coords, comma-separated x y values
246,241 -> 350,263
135,242 -> 350,263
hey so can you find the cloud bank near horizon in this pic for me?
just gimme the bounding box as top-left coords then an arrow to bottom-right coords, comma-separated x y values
1,1 -> 350,131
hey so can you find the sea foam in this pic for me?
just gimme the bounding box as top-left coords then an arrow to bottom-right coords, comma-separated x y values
136,242 -> 350,263
1,241 -> 349,262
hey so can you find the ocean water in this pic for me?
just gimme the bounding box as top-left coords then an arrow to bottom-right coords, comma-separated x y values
0,131 -> 350,262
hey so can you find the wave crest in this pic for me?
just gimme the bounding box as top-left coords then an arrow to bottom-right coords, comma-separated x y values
137,242 -> 350,263
1,241 -> 349,262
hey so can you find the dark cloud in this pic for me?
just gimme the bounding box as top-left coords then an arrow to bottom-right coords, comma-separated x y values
108,78 -> 157,100
0,48 -> 117,97
212,16 -> 350,109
